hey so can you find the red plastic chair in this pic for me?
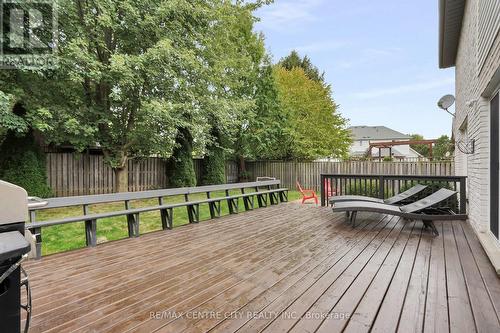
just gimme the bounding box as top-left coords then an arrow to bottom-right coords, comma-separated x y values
296,181 -> 319,205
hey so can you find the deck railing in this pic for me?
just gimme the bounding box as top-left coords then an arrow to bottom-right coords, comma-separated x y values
320,174 -> 467,216
27,180 -> 288,258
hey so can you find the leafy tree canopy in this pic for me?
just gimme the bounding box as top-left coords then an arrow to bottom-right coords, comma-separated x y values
409,134 -> 429,157
0,0 -> 273,190
0,0 -> 355,188
273,66 -> 351,160
410,133 -> 452,160
278,50 -> 326,84
235,56 -> 287,162
434,135 -> 453,160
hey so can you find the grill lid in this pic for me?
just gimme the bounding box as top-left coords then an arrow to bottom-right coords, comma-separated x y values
0,231 -> 30,262
0,181 -> 28,226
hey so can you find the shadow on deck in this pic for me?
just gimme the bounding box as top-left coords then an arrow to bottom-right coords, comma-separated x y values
24,203 -> 500,332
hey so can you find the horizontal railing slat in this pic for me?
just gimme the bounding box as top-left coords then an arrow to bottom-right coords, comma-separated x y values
26,188 -> 288,229
32,180 -> 281,210
26,181 -> 289,259
320,174 -> 467,218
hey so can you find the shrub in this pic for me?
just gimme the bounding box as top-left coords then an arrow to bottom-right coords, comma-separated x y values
1,150 -> 52,197
201,146 -> 225,185
0,131 -> 52,197
167,128 -> 196,187
239,170 -> 251,182
345,181 -> 380,197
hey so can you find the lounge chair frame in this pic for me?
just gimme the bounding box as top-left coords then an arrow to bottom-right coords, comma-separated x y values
329,184 -> 428,205
333,188 -> 459,236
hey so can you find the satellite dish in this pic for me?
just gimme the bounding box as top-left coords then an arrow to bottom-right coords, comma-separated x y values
437,94 -> 455,111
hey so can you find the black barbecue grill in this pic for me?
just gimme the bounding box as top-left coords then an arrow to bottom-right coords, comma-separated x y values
0,181 -> 46,333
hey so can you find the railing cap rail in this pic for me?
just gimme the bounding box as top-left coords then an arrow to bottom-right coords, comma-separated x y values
30,180 -> 281,211
320,173 -> 466,180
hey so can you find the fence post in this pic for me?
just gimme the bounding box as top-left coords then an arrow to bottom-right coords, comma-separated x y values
459,177 -> 467,214
320,174 -> 326,206
82,204 -> 97,247
378,175 -> 385,199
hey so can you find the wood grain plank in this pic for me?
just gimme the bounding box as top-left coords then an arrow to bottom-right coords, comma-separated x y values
155,218 -> 378,333
259,216 -> 399,333
397,228 -> 432,332
442,222 -> 476,333
453,222 -> 500,332
319,221 -> 417,333
209,217 -> 380,333
139,217 -> 355,333
31,207 -> 335,332
23,206 -> 500,333
57,208 -> 339,333
460,222 -> 500,317
224,215 -> 392,333
30,207 -> 312,310
369,224 -> 422,332
423,222 -> 449,333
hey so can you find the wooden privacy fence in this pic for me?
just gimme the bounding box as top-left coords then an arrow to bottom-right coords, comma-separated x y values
45,153 -> 238,196
245,160 -> 455,192
45,153 -> 454,197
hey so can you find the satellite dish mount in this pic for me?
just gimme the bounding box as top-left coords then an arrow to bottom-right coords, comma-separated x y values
437,94 -> 455,117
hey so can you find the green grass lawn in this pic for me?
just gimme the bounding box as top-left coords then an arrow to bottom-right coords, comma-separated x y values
34,190 -> 302,256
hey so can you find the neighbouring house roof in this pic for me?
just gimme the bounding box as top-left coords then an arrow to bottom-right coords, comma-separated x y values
349,126 -> 410,141
409,147 -> 424,158
438,0 -> 466,68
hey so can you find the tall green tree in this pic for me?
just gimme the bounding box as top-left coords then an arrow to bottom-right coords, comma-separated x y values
201,1 -> 272,183
0,104 -> 52,197
409,134 -> 430,157
0,90 -> 28,137
273,67 -> 351,159
235,58 -> 286,168
410,133 -> 452,160
434,135 -> 453,160
0,0 -> 274,190
3,0 -> 210,191
167,127 -> 197,187
278,50 -> 325,84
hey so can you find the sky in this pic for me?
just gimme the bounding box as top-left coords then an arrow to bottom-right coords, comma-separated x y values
254,0 -> 455,139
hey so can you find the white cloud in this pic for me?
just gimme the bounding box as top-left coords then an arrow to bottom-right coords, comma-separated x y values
291,40 -> 348,54
334,47 -> 403,70
362,47 -> 402,57
255,0 -> 326,30
352,77 -> 455,99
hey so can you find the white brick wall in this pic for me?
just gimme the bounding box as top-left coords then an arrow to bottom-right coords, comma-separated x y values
454,0 -> 500,236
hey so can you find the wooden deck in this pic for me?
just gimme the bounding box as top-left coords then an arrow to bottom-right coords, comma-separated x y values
24,203 -> 500,333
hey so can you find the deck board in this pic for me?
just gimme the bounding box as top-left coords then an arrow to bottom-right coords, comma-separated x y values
23,203 -> 500,333
422,221 -> 449,333
369,224 -> 422,332
453,223 -> 500,332
397,224 -> 432,333
442,223 -> 476,333
313,220 -> 412,333
460,222 -> 500,317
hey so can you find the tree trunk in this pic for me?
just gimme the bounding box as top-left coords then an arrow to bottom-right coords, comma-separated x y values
238,154 -> 249,182
239,154 -> 246,173
114,164 -> 128,192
